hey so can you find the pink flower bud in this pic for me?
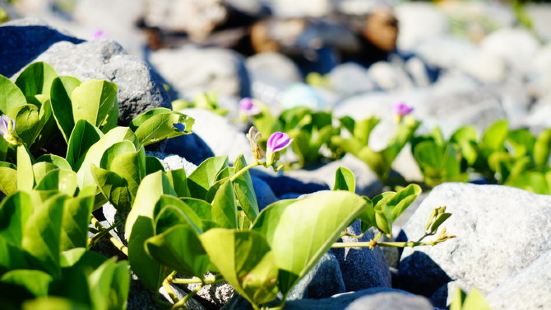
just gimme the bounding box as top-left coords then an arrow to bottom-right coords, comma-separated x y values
239,98 -> 260,116
393,102 -> 414,117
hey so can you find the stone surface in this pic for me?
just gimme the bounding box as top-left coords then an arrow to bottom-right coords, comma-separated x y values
395,3 -> 450,50
150,47 -> 251,98
399,183 -> 551,296
286,252 -> 346,300
250,169 -> 329,198
328,63 -> 375,97
366,61 -> 414,91
480,28 -> 540,72
179,109 -> 251,162
458,50 -> 507,84
414,37 -> 477,70
251,176 -> 278,210
246,52 -> 302,83
187,279 -> 235,309
332,221 -> 391,291
284,288 -> 429,310
486,249 -> 551,310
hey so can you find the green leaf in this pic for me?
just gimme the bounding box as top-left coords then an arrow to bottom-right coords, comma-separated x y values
60,196 -> 93,250
126,172 -> 174,290
22,194 -> 66,277
480,120 -> 508,153
77,127 -> 138,188
91,166 -> 132,211
100,141 -> 146,197
70,80 -> 118,130
66,120 -> 102,170
146,225 -> 209,277
534,129 -> 551,168
50,76 -> 81,141
0,166 -> 17,195
15,62 -> 58,104
1,270 -> 53,297
132,108 -> 194,146
0,74 -> 27,118
23,297 -> 88,310
188,156 -> 228,199
462,289 -> 491,310
211,180 -> 238,229
17,145 -> 34,192
167,168 -> 190,197
232,155 -> 259,222
0,238 -> 29,272
0,191 -> 33,247
333,166 -> 356,192
153,195 -> 204,234
88,259 -> 129,310
253,191 -> 367,295
14,104 -> 42,146
200,229 -> 279,307
35,169 -> 78,196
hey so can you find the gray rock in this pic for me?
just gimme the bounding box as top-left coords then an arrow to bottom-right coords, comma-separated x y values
414,37 -> 477,70
286,154 -> 382,197
271,0 -> 333,17
179,109 -> 252,163
287,252 -> 346,300
346,291 -> 432,310
147,152 -> 198,175
284,288 -> 426,310
332,221 -> 391,291
480,28 -> 540,72
527,44 -> 551,100
458,50 -> 508,84
150,47 -> 250,98
526,4 -> 551,42
486,249 -> 551,310
395,3 -> 450,50
187,279 -> 235,309
328,63 -> 374,97
429,280 -> 470,308
524,95 -> 551,130
246,52 -> 302,83
366,61 -> 414,91
0,18 -> 83,77
36,39 -> 171,124
251,176 -> 278,211
399,183 -> 551,296
159,133 -> 215,166
2,19 -> 171,124
250,169 -> 329,198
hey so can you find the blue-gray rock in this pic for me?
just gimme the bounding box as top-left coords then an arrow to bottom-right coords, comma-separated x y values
328,63 -> 374,97
159,134 -> 215,166
284,288 -> 428,310
286,253 -> 346,301
250,169 -> 329,198
486,249 -> 551,310
251,176 -> 278,211
399,183 -> 551,296
0,18 -> 83,77
332,221 -> 391,291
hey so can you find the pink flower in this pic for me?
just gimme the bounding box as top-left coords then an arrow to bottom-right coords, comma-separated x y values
239,97 -> 260,116
267,132 -> 292,154
91,30 -> 107,40
0,115 -> 13,137
393,102 -> 414,117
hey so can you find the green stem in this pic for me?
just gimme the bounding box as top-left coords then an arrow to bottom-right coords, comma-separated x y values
171,275 -> 219,285
172,284 -> 202,310
331,232 -> 382,249
229,162 -> 262,182
163,271 -> 179,304
376,240 -> 441,248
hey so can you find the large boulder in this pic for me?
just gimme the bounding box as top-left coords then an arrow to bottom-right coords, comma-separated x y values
1,19 -> 172,124
398,183 -> 551,296
486,249 -> 551,310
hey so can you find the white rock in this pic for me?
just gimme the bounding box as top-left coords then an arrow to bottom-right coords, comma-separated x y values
395,3 -> 450,50
480,28 -> 540,73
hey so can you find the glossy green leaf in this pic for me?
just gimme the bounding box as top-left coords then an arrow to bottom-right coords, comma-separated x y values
1,270 -> 53,297
480,120 -> 508,153
232,155 -> 259,222
200,229 -> 279,307
23,297 -> 88,310
60,196 -> 93,251
22,194 -> 65,277
91,166 -> 132,211
70,80 -> 118,130
132,108 -> 194,146
253,191 -> 367,294
35,169 -> 78,196
0,166 -> 17,195
333,166 -> 356,192
15,62 -> 57,103
66,120 -> 102,170
50,76 -> 81,141
188,156 -> 228,199
0,74 -> 27,118
534,129 -> 551,168
211,180 -> 238,229
167,168 -> 190,197
17,145 -> 34,192
88,259 -> 129,310
0,191 -> 33,247
14,104 -> 42,146
146,225 -> 209,277
153,195 -> 204,234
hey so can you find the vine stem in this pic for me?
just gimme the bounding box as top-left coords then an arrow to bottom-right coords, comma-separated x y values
332,232 -> 382,249
163,271 -> 179,304
229,162 -> 262,182
89,217 -> 128,256
171,275 -> 219,285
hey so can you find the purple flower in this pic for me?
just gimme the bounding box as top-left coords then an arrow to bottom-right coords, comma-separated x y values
393,102 -> 414,117
267,132 -> 292,154
239,97 -> 260,116
91,30 -> 107,40
0,115 -> 14,136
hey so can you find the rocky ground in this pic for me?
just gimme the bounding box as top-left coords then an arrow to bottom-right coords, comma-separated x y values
1,0 -> 551,309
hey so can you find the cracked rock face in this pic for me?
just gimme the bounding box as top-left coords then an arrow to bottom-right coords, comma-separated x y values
398,183 -> 551,296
